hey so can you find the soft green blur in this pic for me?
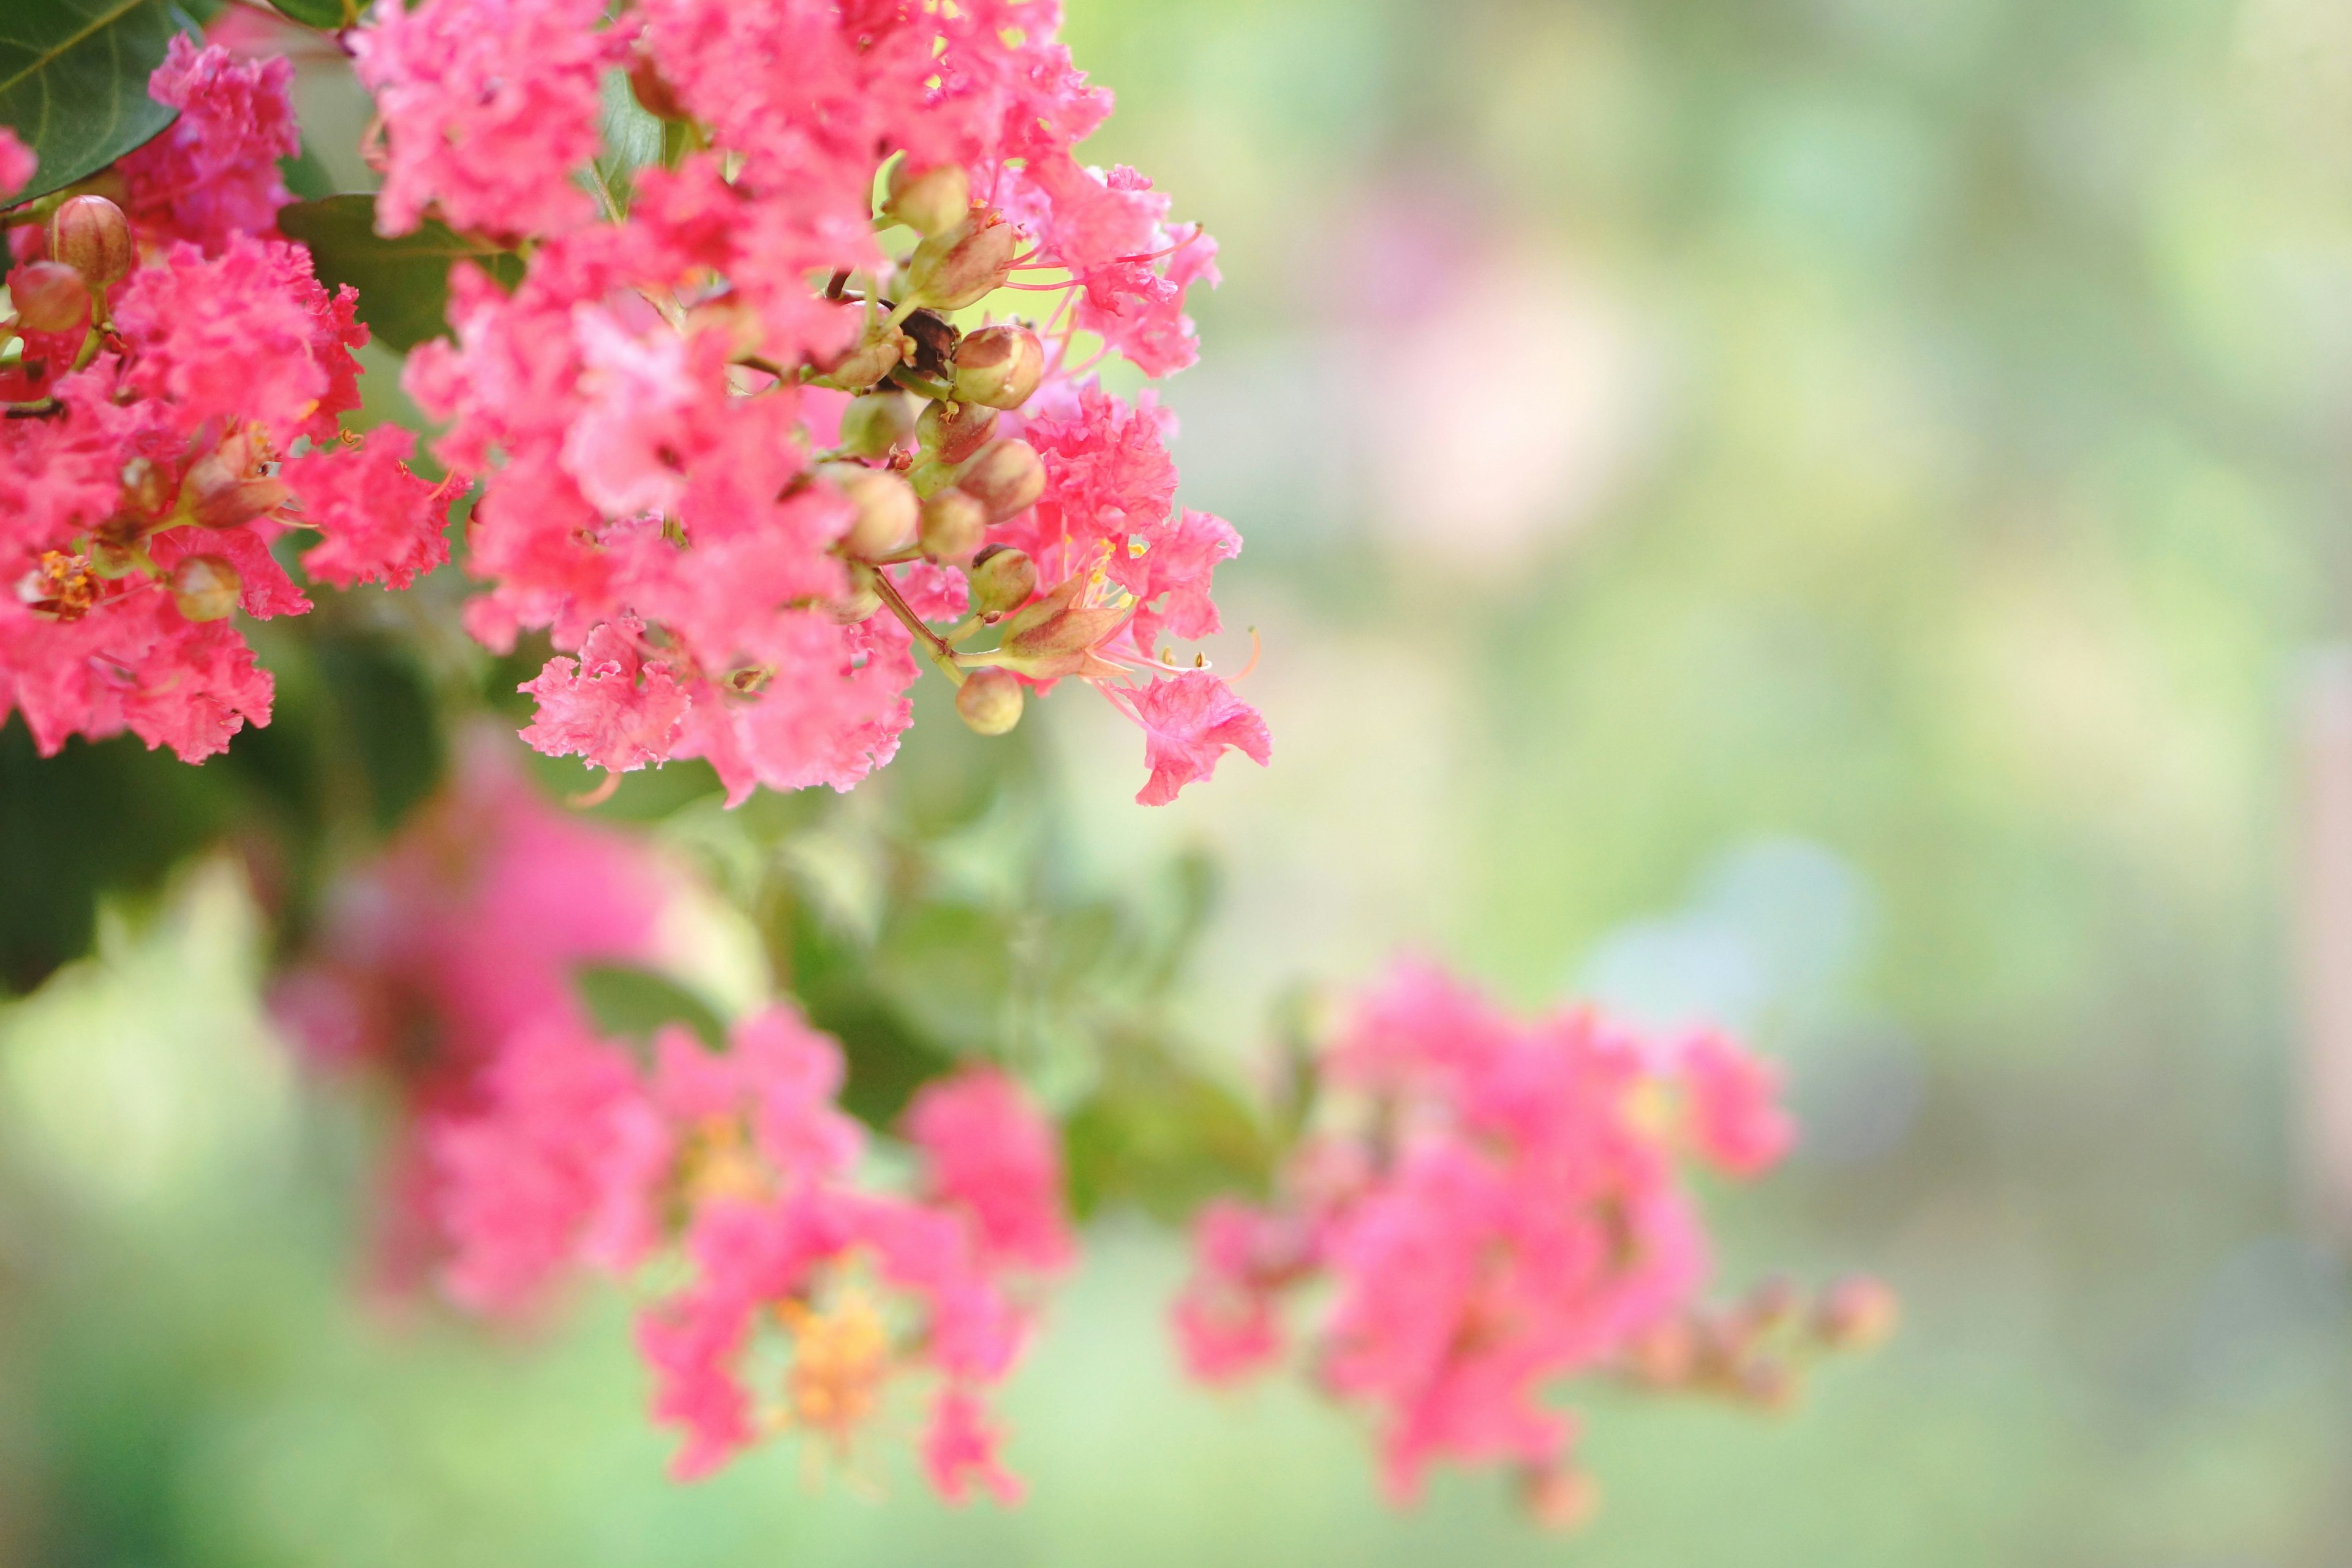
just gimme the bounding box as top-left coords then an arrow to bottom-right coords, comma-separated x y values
9,0 -> 2352,1561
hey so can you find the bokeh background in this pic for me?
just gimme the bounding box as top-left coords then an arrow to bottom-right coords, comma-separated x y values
10,0 -> 2352,1561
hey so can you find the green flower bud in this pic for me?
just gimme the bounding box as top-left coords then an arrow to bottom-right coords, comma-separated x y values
10,260 -> 88,334
954,666 -> 1025,735
957,438 -> 1046,521
826,326 -> 907,391
824,464 -> 920,560
916,396 -> 997,464
49,195 -> 134,287
965,545 -> 1036,617
886,161 -> 972,238
950,324 -> 1045,410
837,390 -> 915,459
168,554 -> 241,622
826,572 -> 883,624
918,489 -> 989,562
905,209 -> 1018,311
119,456 -> 174,518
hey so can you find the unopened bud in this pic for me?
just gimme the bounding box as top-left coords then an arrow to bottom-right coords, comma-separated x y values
1741,1273 -> 1799,1333
825,464 -> 919,559
837,390 -> 914,459
827,326 -> 907,392
183,446 -> 290,530
826,575 -> 883,624
919,489 -> 989,562
954,667 -> 1025,735
168,554 -> 241,622
965,545 -> 1036,617
905,209 -> 1018,311
950,325 -> 1045,410
1811,1275 -> 1899,1352
10,261 -> 89,334
886,161 -> 971,238
1621,1321 -> 1695,1387
957,438 -> 1046,521
1735,1357 -> 1798,1412
119,456 -> 173,518
1519,1467 -> 1600,1534
627,53 -> 686,121
48,196 -> 134,288
916,396 -> 997,464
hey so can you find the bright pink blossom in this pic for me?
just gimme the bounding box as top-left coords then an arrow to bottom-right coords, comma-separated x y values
905,1068 -> 1076,1272
1126,671 -> 1271,807
0,128 -> 32,199
1678,1031 -> 1796,1178
924,1386 -> 1024,1506
118,38 -> 298,251
282,426 -> 464,591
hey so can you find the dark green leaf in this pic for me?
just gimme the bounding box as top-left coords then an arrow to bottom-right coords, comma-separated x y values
1063,1032 -> 1276,1221
277,194 -> 526,353
0,0 -> 190,205
266,0 -> 353,28
577,963 -> 729,1050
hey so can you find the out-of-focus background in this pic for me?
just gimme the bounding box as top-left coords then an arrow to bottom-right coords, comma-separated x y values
10,0 -> 2352,1561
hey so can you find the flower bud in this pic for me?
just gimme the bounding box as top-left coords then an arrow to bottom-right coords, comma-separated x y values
886,161 -> 971,238
1519,1466 -> 1600,1534
837,390 -> 914,459
918,489 -> 988,562
950,325 -> 1045,410
954,667 -> 1024,735
10,261 -> 89,334
916,396 -> 997,464
826,575 -> 883,624
827,326 -> 907,392
1811,1275 -> 1899,1352
48,195 -> 134,287
824,464 -> 919,559
965,545 -> 1036,617
905,209 -> 1018,311
168,554 -> 241,622
119,456 -> 174,518
1735,1357 -> 1798,1412
183,445 -> 291,530
1740,1273 -> 1798,1333
957,437 -> 1046,521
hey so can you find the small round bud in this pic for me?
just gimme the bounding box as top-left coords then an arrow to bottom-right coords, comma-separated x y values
1735,1357 -> 1798,1412
120,456 -> 174,518
905,209 -> 1018,311
837,390 -> 914,459
957,438 -> 1046,521
183,447 -> 291,530
1811,1275 -> 1899,1352
1519,1466 -> 1600,1534
965,545 -> 1036,617
886,161 -> 972,238
827,327 -> 907,392
918,489 -> 989,562
48,195 -> 134,288
950,325 -> 1046,410
826,576 -> 883,624
954,667 -> 1025,735
10,261 -> 89,334
916,397 -> 997,464
824,464 -> 920,559
1741,1273 -> 1799,1333
168,554 -> 241,622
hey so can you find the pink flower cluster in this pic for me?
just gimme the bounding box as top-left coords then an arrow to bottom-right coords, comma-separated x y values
277,739 -> 1074,1499
1170,963 -> 1796,1505
1,42 -> 458,762
358,0 -> 1262,806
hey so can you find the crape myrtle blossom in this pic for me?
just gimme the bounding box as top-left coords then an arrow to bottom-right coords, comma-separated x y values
1169,962 -> 1887,1526
0,45 -> 458,763
366,0 -> 1264,807
276,740 -> 1076,1499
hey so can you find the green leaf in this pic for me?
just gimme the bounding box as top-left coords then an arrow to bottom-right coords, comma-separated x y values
0,0 -> 190,205
277,194 -> 527,353
576,963 -> 729,1050
267,0 -> 355,29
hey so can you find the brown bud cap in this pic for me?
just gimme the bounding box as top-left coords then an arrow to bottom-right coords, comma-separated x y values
49,196 -> 134,288
905,209 -> 1018,311
886,161 -> 973,239
184,448 -> 290,530
837,390 -> 915,459
824,464 -> 920,560
916,396 -> 997,464
627,53 -> 687,121
954,666 -> 1025,735
950,325 -> 1045,410
168,554 -> 241,622
1811,1275 -> 1900,1352
965,545 -> 1036,617
957,438 -> 1046,521
119,456 -> 175,518
918,489 -> 989,562
1519,1467 -> 1601,1534
11,261 -> 89,334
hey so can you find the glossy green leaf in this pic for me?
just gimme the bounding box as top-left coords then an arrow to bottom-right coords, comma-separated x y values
577,963 -> 729,1051
277,194 -> 526,352
0,0 -> 189,205
266,0 -> 355,29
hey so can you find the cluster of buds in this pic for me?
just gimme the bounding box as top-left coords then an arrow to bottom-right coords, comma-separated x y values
1616,1272 -> 1900,1412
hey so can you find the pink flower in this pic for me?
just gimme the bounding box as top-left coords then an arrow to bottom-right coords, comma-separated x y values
650,1006 -> 865,1192
1125,670 -> 1271,807
1677,1031 -> 1795,1178
519,617 -> 691,775
905,1068 -> 1076,1272
351,0 -> 628,238
0,128 -> 33,200
118,37 -> 298,251
281,426 -> 464,591
923,1386 -> 1023,1506
1124,508 -> 1240,656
